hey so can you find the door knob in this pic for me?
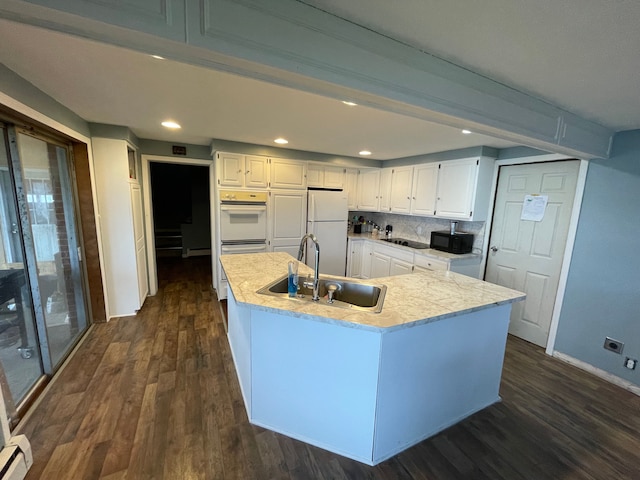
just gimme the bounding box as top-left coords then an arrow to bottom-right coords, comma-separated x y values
490,246 -> 498,252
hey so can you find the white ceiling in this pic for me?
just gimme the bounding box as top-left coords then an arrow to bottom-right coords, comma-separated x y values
1,0 -> 638,160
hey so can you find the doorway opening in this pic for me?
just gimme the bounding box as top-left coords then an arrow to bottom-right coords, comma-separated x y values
142,156 -> 215,295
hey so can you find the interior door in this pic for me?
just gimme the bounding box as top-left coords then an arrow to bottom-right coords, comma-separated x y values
130,183 -> 148,306
485,160 -> 580,346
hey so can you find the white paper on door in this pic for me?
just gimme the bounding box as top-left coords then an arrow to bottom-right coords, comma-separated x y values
521,194 -> 548,221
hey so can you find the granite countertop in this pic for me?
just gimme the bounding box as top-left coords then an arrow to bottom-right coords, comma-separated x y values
347,232 -> 481,263
220,252 -> 525,332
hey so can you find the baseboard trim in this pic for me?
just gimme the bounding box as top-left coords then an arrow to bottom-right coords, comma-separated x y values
552,351 -> 640,397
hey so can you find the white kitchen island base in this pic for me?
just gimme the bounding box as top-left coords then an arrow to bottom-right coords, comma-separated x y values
227,287 -> 513,466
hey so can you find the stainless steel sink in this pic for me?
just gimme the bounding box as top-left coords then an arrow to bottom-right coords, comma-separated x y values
257,274 -> 387,313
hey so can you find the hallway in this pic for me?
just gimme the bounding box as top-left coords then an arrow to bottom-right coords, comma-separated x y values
16,256 -> 640,479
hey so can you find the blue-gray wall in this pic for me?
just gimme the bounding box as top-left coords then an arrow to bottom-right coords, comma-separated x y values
555,130 -> 640,386
0,63 -> 90,137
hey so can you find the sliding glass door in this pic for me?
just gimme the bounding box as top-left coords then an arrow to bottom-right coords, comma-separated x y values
0,126 -> 43,421
0,123 -> 89,425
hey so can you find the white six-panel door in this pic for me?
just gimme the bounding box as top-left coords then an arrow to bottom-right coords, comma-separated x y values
485,160 -> 580,346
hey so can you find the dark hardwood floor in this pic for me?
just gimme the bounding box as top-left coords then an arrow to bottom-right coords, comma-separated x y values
17,256 -> 640,479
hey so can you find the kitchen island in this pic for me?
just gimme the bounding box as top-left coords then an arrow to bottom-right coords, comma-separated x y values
220,252 -> 525,465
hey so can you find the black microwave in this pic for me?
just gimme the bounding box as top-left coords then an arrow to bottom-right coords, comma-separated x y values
430,231 -> 474,254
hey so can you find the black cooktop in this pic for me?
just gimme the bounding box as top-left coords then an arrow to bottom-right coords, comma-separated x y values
380,237 -> 430,249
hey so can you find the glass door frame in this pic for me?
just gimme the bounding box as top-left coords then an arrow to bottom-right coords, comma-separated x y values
5,124 -> 91,374
5,125 -> 54,375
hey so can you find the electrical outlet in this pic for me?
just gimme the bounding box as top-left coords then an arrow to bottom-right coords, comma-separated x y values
604,337 -> 624,354
624,358 -> 637,370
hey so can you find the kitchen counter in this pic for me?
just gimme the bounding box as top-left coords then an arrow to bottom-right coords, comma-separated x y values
220,251 -> 523,331
348,231 -> 480,262
221,252 -> 525,465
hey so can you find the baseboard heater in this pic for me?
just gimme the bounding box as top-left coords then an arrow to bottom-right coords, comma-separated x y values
0,435 -> 32,480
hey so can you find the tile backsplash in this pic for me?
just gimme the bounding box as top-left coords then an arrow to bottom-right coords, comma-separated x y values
349,211 -> 486,254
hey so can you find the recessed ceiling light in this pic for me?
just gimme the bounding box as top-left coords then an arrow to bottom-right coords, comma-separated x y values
342,101 -> 357,106
462,129 -> 472,134
161,121 -> 181,129
274,138 -> 289,145
359,150 -> 372,156
151,55 -> 165,60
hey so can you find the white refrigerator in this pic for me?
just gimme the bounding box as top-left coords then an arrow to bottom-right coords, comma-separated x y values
306,189 -> 349,276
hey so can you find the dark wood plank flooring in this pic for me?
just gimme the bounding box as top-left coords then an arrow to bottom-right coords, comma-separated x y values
17,256 -> 640,479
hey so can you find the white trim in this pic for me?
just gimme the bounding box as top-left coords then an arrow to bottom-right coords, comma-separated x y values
140,154 -> 215,296
482,153 -> 587,355
0,91 -> 110,321
545,160 -> 589,354
552,351 -> 640,397
0,92 -> 90,144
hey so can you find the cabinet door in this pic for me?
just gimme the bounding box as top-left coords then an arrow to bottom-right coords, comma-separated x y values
245,155 -> 269,188
217,152 -> 244,187
270,159 -> 307,189
414,255 -> 449,272
357,169 -> 380,211
324,166 -> 345,189
345,168 -> 358,209
269,191 -> 307,251
436,158 -> 478,219
306,164 -> 323,188
411,163 -> 439,216
378,168 -> 393,212
390,257 -> 413,276
347,239 -> 363,278
361,241 -> 373,278
370,251 -> 391,278
390,166 -> 413,213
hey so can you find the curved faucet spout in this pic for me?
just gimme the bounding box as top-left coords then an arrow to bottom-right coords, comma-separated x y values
298,234 -> 321,301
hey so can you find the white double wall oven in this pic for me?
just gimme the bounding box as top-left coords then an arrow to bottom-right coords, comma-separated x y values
217,190 -> 269,297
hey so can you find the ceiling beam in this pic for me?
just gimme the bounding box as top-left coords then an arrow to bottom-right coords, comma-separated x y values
1,0 -> 614,158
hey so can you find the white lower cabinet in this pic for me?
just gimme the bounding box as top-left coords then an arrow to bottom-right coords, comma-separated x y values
361,241 -> 373,278
372,243 -> 414,277
347,238 -> 482,279
413,254 -> 448,272
390,257 -> 414,276
347,238 -> 363,277
370,251 -> 392,278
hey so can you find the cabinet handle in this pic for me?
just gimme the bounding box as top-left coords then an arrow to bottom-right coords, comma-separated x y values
407,196 -> 410,200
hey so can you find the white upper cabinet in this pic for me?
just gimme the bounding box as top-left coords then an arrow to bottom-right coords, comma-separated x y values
324,166 -> 345,189
245,155 -> 270,188
411,163 -> 439,216
435,157 -> 494,221
269,190 -> 307,254
345,168 -> 358,210
378,168 -> 393,212
217,152 -> 268,188
307,163 -> 345,189
389,166 -> 414,213
357,169 -> 381,211
270,158 -> 307,189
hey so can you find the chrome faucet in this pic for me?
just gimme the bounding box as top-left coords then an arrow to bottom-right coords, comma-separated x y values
297,233 -> 320,301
